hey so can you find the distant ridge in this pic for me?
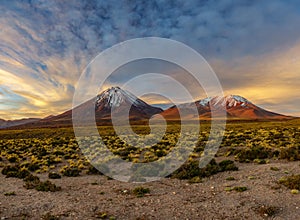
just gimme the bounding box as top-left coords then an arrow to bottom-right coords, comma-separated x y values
0,118 -> 40,129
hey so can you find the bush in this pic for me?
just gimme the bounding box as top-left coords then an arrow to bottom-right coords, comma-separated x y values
27,163 -> 40,172
35,180 -> 61,192
7,154 -> 18,163
61,167 -> 80,177
48,172 -> 61,179
235,146 -> 273,162
278,175 -> 300,190
279,147 -> 300,161
132,187 -> 150,197
4,191 -> 16,196
1,165 -> 19,175
23,174 -> 41,189
256,206 -> 278,217
42,213 -> 60,220
1,165 -> 30,179
170,159 -> 238,180
233,186 -> 247,192
219,160 -> 239,172
86,165 -> 103,175
23,174 -> 61,192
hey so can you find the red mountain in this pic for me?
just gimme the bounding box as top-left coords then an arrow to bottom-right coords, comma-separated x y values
160,95 -> 293,120
2,91 -> 294,129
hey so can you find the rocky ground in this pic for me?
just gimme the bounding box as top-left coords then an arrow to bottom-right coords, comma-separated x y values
0,160 -> 299,220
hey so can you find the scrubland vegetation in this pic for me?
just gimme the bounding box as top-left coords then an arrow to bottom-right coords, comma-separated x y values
0,120 -> 299,184
0,120 -> 299,219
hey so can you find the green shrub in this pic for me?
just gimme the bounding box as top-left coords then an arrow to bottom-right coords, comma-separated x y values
35,180 -> 61,192
219,160 -> 239,172
1,165 -> 30,179
233,186 -> 247,192
253,158 -> 267,164
170,159 -> 238,180
132,187 -> 150,197
278,175 -> 300,190
48,172 -> 61,179
61,167 -> 80,177
279,147 -> 300,161
270,167 -> 280,171
23,174 -> 41,189
86,165 -> 103,175
4,191 -> 16,196
7,154 -> 18,163
235,146 -> 273,162
225,186 -> 247,192
1,165 -> 19,175
226,176 -> 235,181
27,163 -> 40,172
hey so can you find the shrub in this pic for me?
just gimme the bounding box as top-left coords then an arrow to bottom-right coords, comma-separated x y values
48,172 -> 61,179
23,174 -> 41,189
270,167 -> 280,171
86,165 -> 103,175
7,154 -> 18,163
1,165 -> 19,175
256,206 -> 278,217
226,176 -> 235,181
132,187 -> 150,197
225,186 -> 248,192
61,167 -> 80,177
253,159 -> 267,164
279,147 -> 300,161
219,160 -> 239,172
235,146 -> 273,162
27,163 -> 40,172
4,191 -> 16,196
1,165 -> 30,179
170,159 -> 238,180
233,186 -> 247,192
35,180 -> 61,192
278,175 -> 300,190
42,213 -> 60,220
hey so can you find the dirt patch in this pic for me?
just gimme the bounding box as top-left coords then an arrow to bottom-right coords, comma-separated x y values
0,160 -> 299,219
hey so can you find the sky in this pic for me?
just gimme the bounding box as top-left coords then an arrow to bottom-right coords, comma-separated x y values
1,0 -> 300,119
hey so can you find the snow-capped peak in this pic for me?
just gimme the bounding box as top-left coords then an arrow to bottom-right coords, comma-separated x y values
213,95 -> 250,107
96,87 -> 147,108
198,97 -> 213,106
198,95 -> 251,108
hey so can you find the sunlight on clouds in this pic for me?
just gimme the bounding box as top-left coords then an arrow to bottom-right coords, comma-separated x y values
211,40 -> 300,116
1,1 -> 300,119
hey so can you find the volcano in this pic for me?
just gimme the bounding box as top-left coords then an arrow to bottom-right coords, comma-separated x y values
2,90 -> 295,129
160,95 -> 293,120
25,87 -> 163,127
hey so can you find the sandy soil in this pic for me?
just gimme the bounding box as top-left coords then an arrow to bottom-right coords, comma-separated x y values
0,160 -> 299,220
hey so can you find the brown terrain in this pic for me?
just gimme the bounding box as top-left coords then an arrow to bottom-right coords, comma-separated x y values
0,158 -> 299,219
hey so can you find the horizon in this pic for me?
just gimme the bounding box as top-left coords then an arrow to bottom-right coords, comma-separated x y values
1,1 -> 300,119
1,86 -> 298,121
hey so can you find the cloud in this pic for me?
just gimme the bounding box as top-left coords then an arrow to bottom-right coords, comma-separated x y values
1,1 -> 300,118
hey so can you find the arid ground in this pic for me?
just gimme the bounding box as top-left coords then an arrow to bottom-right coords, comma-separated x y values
1,159 -> 299,220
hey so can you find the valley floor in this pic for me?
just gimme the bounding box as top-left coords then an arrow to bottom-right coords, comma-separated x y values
1,160 -> 299,220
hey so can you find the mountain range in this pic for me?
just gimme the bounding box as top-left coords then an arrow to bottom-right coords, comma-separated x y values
0,87 -> 294,129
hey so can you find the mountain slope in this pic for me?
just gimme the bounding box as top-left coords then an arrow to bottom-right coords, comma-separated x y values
21,87 -> 163,127
2,92 -> 294,129
0,118 -> 40,129
160,95 -> 293,120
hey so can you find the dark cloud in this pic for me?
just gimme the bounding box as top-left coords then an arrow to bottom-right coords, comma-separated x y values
1,0 -> 300,118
